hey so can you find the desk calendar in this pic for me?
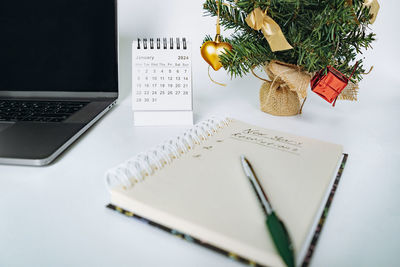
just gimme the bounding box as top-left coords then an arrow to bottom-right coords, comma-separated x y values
132,38 -> 193,126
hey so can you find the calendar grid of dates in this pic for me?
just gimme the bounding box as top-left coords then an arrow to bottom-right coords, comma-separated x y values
132,38 -> 192,112
133,62 -> 191,110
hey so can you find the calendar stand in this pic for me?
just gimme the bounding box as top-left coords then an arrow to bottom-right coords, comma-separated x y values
132,38 -> 193,126
133,111 -> 193,126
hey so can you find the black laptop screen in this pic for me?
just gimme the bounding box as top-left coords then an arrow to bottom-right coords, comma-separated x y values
0,0 -> 118,92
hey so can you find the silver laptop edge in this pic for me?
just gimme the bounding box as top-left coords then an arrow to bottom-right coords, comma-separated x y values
0,0 -> 120,166
0,100 -> 117,166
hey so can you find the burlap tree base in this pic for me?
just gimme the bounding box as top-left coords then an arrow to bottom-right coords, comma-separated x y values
257,61 -> 360,116
258,61 -> 311,116
259,81 -> 301,116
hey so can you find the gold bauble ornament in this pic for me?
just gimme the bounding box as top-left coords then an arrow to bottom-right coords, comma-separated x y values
200,34 -> 233,71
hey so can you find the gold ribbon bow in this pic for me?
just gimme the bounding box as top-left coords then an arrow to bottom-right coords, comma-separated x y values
245,8 -> 293,52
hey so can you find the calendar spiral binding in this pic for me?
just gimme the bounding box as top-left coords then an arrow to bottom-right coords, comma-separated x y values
136,37 -> 187,50
105,117 -> 231,190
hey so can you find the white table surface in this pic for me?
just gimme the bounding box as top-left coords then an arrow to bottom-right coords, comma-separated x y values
1,1 -> 399,266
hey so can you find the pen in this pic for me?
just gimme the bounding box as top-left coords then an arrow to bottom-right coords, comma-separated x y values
240,155 -> 295,267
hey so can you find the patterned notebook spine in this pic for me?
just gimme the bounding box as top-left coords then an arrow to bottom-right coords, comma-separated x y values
136,37 -> 187,50
105,117 -> 231,189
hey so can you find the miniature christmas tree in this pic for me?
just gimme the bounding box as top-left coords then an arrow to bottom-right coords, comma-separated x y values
202,0 -> 378,115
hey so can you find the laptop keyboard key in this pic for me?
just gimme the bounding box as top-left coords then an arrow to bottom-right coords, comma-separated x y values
0,100 -> 89,123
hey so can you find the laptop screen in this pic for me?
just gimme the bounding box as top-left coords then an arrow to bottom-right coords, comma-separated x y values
0,0 -> 118,93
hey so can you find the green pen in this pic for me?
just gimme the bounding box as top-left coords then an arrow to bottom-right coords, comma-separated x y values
240,155 -> 295,267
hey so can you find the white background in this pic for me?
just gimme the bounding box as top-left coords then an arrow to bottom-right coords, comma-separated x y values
1,0 -> 399,266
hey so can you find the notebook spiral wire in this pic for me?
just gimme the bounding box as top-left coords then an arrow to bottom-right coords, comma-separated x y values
105,117 -> 231,189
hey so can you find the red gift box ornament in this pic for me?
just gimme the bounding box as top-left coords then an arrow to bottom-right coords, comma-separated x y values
311,62 -> 359,106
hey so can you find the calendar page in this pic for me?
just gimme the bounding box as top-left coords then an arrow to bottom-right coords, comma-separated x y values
132,38 -> 193,126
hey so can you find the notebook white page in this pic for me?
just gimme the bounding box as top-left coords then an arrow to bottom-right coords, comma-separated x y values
109,119 -> 343,266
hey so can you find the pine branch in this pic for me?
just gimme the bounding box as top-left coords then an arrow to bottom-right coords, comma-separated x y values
202,0 -> 376,81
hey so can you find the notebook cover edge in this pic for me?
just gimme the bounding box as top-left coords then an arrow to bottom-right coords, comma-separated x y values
300,153 -> 348,267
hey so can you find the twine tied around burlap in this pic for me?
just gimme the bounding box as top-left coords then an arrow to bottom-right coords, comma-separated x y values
254,60 -> 311,116
253,60 -> 360,116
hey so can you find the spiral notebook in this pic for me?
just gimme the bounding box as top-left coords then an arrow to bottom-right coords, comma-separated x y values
105,118 -> 346,267
132,37 -> 193,126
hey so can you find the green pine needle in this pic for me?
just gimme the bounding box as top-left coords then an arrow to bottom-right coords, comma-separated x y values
202,0 -> 376,82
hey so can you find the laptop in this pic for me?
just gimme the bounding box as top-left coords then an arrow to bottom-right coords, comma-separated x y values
0,0 -> 118,166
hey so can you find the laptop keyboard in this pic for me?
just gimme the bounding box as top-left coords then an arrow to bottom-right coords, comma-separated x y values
0,100 -> 89,122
